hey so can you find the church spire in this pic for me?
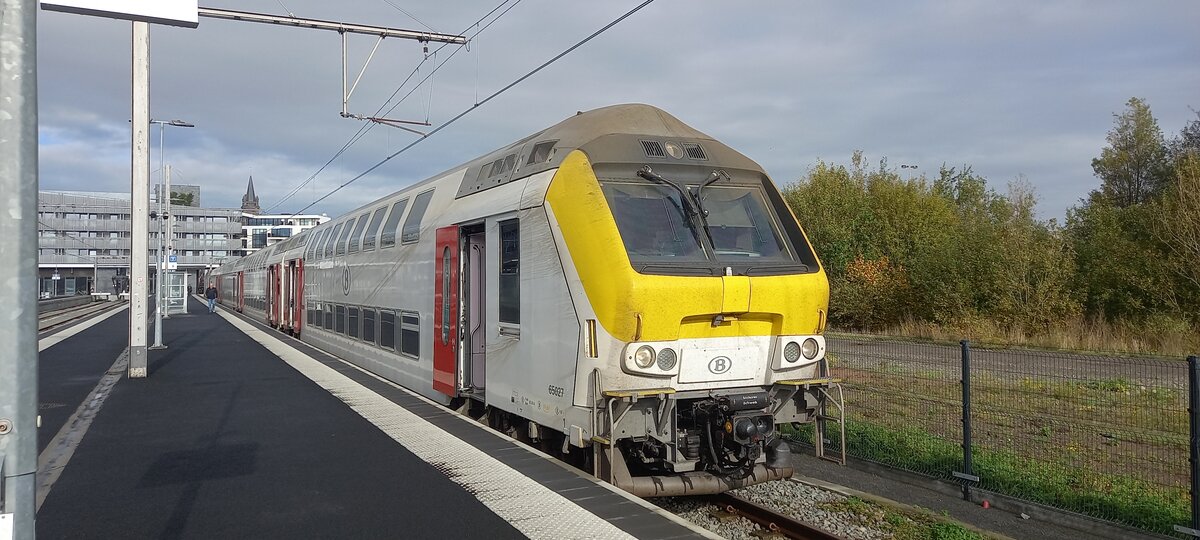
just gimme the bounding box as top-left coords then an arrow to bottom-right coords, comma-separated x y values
241,175 -> 261,214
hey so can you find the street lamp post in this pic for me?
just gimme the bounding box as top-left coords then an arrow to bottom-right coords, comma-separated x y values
147,119 -> 192,346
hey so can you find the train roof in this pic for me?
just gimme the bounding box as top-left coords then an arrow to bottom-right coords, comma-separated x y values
455,103 -> 764,198
332,103 -> 767,217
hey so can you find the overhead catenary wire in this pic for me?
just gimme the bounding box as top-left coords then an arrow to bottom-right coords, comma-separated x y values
381,0 -> 437,33
292,0 -> 656,216
265,0 -> 521,213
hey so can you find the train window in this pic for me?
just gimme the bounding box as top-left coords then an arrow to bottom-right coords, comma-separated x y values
401,190 -> 434,244
441,249 -> 451,345
601,181 -> 706,264
336,218 -> 356,256
348,212 -> 370,253
400,311 -> 420,358
348,306 -> 360,338
704,186 -> 794,262
499,219 -> 520,325
380,198 -> 409,248
324,306 -> 334,330
362,308 -> 376,344
379,311 -> 396,350
308,230 -> 321,259
324,223 -> 343,258
313,229 -> 329,259
335,304 -> 346,334
361,207 -> 387,251
526,140 -> 556,164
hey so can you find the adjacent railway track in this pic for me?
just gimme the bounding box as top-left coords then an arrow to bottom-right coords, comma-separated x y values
38,300 -> 123,333
709,492 -> 847,540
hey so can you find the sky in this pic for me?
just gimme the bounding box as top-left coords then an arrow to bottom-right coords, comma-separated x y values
35,1 -> 1200,221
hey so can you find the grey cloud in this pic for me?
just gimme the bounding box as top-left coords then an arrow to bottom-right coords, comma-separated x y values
36,1 -> 1200,221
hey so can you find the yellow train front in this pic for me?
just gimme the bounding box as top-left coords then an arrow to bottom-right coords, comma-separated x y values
542,105 -> 835,496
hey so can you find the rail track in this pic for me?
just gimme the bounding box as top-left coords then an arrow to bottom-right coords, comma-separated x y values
708,491 -> 847,540
38,300 -> 123,333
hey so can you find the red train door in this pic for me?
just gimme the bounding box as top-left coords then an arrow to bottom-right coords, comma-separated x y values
237,271 -> 244,312
433,225 -> 459,397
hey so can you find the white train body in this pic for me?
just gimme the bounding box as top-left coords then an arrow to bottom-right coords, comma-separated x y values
212,104 -> 836,496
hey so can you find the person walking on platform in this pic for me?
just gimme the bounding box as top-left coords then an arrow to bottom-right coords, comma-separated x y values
205,283 -> 218,313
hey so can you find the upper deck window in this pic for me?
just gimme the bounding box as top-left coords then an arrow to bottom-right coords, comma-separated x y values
348,212 -> 370,253
380,199 -> 409,248
401,190 -> 434,245
324,223 -> 343,258
335,218 -> 356,256
361,206 -> 387,251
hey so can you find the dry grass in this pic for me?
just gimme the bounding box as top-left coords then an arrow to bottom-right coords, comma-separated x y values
871,316 -> 1200,358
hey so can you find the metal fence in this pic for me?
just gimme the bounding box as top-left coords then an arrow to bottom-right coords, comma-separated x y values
786,335 -> 1196,537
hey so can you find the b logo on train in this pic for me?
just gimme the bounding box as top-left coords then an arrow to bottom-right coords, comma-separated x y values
213,104 -> 836,496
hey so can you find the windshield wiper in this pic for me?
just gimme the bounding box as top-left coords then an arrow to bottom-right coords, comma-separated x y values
694,169 -> 731,218
637,166 -> 697,217
643,166 -> 724,250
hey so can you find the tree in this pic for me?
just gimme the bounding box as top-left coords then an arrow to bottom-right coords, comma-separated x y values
1156,153 -> 1200,313
1090,97 -> 1170,207
1167,110 -> 1200,161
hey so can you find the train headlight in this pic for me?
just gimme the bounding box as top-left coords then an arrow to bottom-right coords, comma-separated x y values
801,338 -> 820,360
783,341 -> 801,363
634,345 -> 656,368
656,348 -> 677,371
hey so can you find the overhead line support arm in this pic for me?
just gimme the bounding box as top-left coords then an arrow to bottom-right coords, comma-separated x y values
196,7 -> 467,43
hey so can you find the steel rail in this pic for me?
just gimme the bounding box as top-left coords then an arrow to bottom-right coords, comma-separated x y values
709,492 -> 848,540
37,302 -> 123,333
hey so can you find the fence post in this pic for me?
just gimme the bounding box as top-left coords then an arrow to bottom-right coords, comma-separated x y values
952,340 -> 978,501
1179,356 -> 1200,537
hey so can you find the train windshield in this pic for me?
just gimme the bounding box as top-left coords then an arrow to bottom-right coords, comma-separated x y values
702,186 -> 793,261
602,182 -> 707,264
601,180 -> 796,270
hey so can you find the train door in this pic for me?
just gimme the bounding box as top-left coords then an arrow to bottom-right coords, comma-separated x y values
237,271 -> 245,312
267,264 -> 277,326
461,224 -> 486,396
274,263 -> 283,326
278,262 -> 288,329
433,225 -> 460,397
292,260 -> 303,336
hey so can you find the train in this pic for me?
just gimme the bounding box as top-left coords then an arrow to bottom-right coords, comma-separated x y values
210,104 -> 843,497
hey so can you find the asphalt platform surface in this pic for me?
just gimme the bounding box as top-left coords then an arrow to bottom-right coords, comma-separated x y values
36,297 -> 523,539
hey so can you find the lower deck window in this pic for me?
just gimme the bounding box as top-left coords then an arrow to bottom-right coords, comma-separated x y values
335,305 -> 346,334
379,311 -> 396,350
362,309 -> 376,344
324,308 -> 333,330
348,307 -> 360,338
400,311 -> 420,358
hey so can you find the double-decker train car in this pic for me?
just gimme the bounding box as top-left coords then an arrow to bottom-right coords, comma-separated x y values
211,104 -> 843,496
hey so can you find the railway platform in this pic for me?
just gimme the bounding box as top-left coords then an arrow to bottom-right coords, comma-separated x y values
34,297 -> 711,539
